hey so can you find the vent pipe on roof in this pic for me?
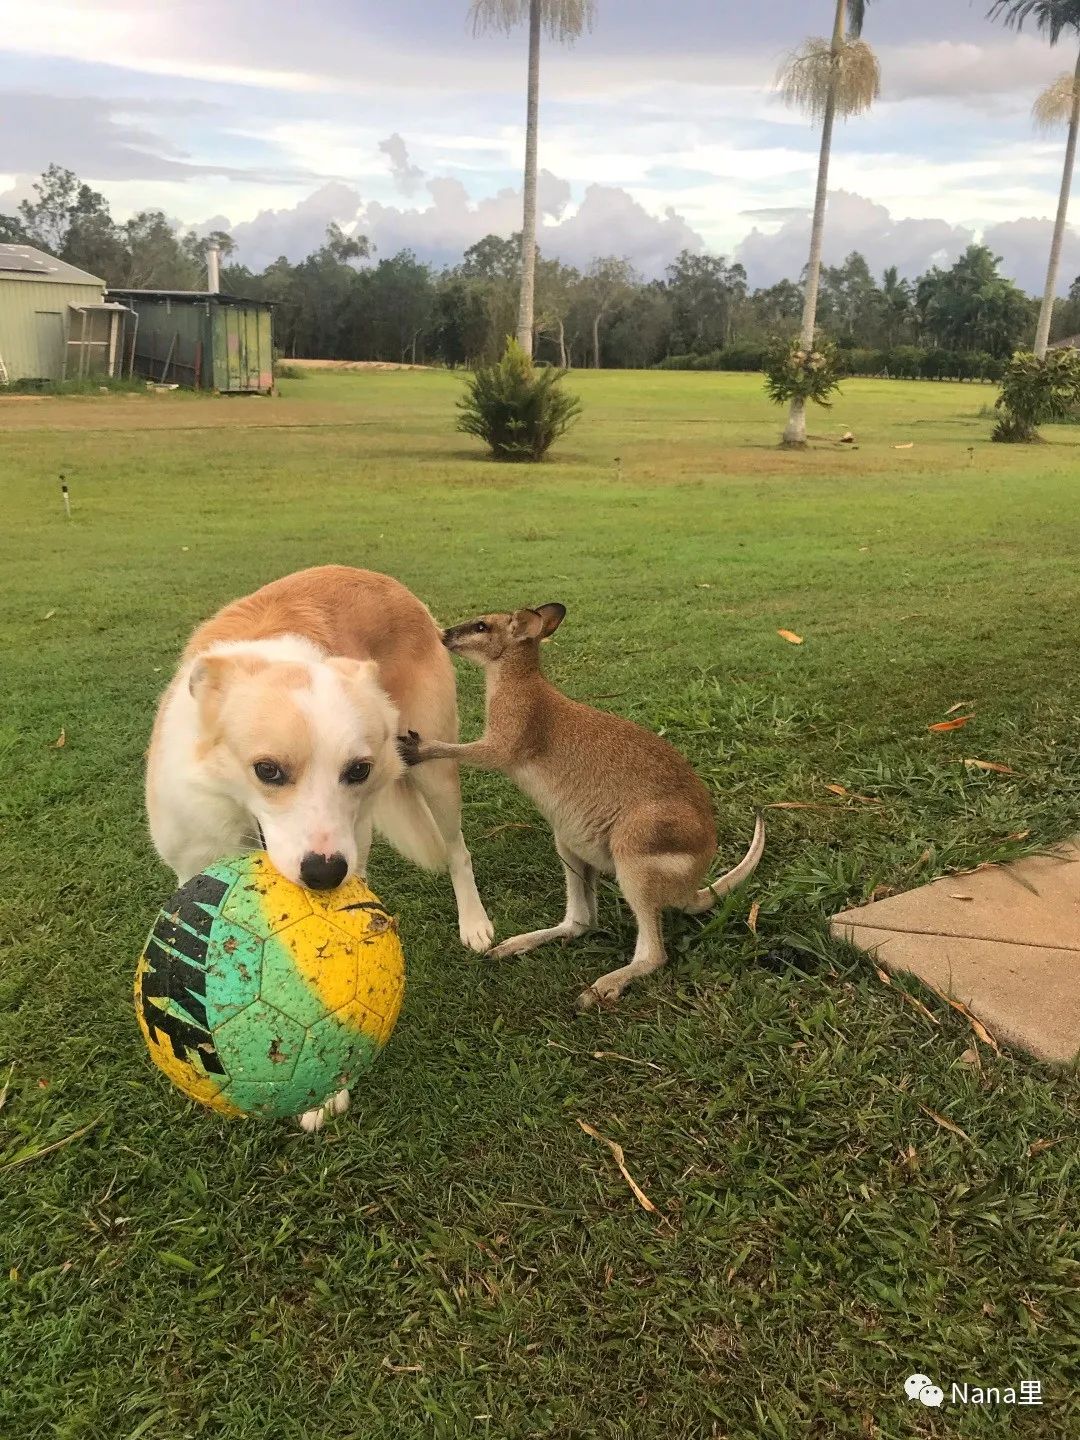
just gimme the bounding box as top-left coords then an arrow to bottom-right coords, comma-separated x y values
206,244 -> 221,294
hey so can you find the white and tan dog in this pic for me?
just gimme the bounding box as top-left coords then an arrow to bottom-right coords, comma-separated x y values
146,564 -> 494,950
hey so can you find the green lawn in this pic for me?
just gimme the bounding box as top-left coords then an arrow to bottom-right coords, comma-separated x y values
1,370 -> 1078,1439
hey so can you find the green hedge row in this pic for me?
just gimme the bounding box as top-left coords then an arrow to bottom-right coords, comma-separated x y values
654,345 -> 1007,382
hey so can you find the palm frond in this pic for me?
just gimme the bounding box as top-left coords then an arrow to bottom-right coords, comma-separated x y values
470,0 -> 595,40
1032,70 -> 1080,128
776,37 -> 881,121
987,1 -> 1080,45
848,0 -> 870,39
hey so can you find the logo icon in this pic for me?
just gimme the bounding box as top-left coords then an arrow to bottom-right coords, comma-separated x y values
905,1374 -> 944,1407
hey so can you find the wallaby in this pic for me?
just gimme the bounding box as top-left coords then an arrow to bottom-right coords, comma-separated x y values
398,604 -> 765,1009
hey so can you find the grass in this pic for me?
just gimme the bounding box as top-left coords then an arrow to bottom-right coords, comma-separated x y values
1,370 -> 1079,1439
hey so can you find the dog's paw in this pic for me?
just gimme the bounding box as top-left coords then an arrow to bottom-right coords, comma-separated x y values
397,729 -> 423,767
459,911 -> 495,953
298,1088 -> 350,1133
576,973 -> 626,1012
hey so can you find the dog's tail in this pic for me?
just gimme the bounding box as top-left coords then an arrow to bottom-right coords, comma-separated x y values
372,779 -> 448,872
685,812 -> 765,914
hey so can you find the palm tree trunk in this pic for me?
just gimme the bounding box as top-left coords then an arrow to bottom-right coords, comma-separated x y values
783,0 -> 846,448
592,312 -> 601,369
1034,45 -> 1080,360
516,0 -> 542,356
558,317 -> 567,369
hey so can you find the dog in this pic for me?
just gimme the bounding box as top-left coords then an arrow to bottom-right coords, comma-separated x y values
399,603 -> 764,1008
146,566 -> 494,1128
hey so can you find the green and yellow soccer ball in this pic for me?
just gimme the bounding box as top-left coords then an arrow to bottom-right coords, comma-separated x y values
135,853 -> 404,1118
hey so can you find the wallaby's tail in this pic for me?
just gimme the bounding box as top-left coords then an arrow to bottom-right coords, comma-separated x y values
687,811 -> 765,914
372,778 -> 448,872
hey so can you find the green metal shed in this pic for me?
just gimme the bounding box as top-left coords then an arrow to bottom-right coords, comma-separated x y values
107,289 -> 274,394
0,244 -> 130,383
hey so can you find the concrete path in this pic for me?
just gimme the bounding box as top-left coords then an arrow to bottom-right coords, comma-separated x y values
832,842 -> 1080,1064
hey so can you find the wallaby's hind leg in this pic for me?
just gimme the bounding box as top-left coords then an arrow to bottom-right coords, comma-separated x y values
577,855 -> 696,1010
489,843 -> 595,960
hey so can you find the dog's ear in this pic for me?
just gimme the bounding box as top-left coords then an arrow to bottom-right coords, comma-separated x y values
326,658 -> 399,747
326,657 -> 381,689
188,652 -> 267,700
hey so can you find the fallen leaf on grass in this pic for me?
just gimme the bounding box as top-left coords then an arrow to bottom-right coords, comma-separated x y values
923,984 -> 1002,1055
591,1051 -> 662,1072
901,1143 -> 919,1172
0,1114 -> 103,1173
747,900 -> 760,935
0,1064 -> 13,1113
382,1359 -> 424,1375
960,1048 -> 981,1068
963,758 -> 1015,775
481,822 -> 535,839
949,893 -> 974,902
894,442 -> 914,450
1028,1138 -> 1062,1158
825,783 -> 880,803
871,883 -> 895,901
776,629 -> 803,645
765,801 -> 832,811
917,1104 -> 970,1141
1004,829 -> 1031,842
874,968 -> 940,1025
969,1017 -> 1000,1053
51,728 -> 66,749
42,609 -> 56,621
928,716 -> 973,732
946,700 -> 975,715
910,847 -> 933,872
577,1120 -> 659,1215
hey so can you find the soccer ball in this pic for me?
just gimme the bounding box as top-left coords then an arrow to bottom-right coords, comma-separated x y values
135,853 -> 405,1118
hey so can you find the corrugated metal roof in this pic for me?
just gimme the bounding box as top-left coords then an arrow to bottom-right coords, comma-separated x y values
108,288 -> 273,308
0,243 -> 104,286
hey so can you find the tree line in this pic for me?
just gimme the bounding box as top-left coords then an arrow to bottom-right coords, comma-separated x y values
5,165 -> 1080,373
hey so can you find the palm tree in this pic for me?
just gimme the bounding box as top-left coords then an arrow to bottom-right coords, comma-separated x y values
776,1 -> 880,445
470,1 -> 595,356
989,3 -> 1080,358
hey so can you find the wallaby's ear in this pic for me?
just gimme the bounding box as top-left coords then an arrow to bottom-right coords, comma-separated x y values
535,603 -> 566,638
509,608 -> 544,641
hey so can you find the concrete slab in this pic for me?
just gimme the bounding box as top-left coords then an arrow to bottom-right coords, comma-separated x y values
832,843 -> 1080,1065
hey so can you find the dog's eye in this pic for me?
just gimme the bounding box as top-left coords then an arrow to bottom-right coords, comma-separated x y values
342,760 -> 372,785
253,760 -> 287,786
474,621 -> 489,634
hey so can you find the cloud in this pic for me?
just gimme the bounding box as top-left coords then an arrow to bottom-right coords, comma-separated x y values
378,133 -> 425,196
735,190 -> 974,286
226,183 -> 364,269
216,169 -> 703,277
982,216 -> 1080,295
881,37 -> 1061,108
0,90 -> 326,186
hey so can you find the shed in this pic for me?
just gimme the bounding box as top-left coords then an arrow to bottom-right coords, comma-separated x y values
106,289 -> 274,393
0,244 -> 131,384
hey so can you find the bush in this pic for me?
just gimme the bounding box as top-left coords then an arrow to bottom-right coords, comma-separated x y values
993,349 -> 1080,443
763,334 -> 842,410
274,362 -> 307,380
456,339 -> 582,462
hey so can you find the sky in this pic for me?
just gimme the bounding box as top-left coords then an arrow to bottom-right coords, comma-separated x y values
1,0 -> 1079,291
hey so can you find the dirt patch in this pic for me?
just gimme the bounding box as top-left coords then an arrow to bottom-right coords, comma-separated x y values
283,359 -> 431,373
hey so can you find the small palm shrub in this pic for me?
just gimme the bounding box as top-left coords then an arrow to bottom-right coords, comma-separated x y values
993,349 -> 1080,443
457,339 -> 582,462
763,335 -> 842,411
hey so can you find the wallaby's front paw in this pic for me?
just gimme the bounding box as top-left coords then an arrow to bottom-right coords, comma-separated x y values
397,729 -> 423,767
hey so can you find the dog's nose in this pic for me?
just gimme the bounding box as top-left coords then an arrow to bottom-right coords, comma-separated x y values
299,851 -> 348,890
